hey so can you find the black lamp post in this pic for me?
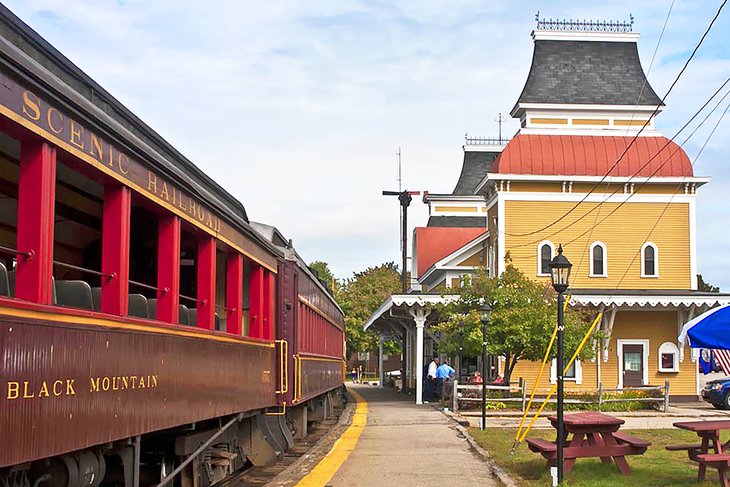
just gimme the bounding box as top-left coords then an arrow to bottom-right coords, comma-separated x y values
479,302 -> 492,431
458,319 -> 465,384
549,245 -> 572,485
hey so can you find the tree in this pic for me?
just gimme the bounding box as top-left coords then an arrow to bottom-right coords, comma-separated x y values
309,260 -> 335,292
433,265 -> 594,384
337,262 -> 402,356
698,274 -> 720,293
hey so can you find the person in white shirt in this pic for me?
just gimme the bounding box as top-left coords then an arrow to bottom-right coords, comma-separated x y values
424,357 -> 439,403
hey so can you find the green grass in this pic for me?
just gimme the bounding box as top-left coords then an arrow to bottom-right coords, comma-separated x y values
470,428 -> 727,486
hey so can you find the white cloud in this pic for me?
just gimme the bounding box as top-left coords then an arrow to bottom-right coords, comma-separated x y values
5,0 -> 730,286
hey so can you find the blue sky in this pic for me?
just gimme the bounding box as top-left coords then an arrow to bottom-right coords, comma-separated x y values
7,1 -> 730,288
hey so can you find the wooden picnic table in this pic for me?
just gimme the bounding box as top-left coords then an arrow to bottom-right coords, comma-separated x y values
670,420 -> 730,487
526,411 -> 650,475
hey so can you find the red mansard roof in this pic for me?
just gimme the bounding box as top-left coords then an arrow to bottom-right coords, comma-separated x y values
491,134 -> 693,177
415,227 -> 485,279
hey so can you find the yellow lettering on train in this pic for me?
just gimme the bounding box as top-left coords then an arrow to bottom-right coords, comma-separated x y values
138,376 -> 146,389
66,379 -> 76,396
117,153 -> 129,175
160,182 -> 170,202
38,381 -> 49,397
122,376 -> 129,389
69,120 -> 84,149
90,133 -> 104,161
7,381 -> 19,400
90,377 -> 100,392
112,376 -> 119,391
147,171 -> 158,193
53,380 -> 63,396
130,375 -> 138,389
47,108 -> 63,134
101,377 -> 110,391
22,381 -> 34,399
151,375 -> 158,387
22,90 -> 41,121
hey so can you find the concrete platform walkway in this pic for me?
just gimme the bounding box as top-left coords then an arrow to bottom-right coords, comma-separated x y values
328,384 -> 497,487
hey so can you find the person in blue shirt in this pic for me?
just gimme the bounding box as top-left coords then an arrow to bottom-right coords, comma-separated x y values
435,360 -> 455,400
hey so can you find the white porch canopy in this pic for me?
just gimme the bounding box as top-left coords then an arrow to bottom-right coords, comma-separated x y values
570,290 -> 730,363
364,293 -> 457,404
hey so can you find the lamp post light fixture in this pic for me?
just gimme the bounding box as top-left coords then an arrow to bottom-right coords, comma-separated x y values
549,245 -> 572,485
458,319 -> 465,384
479,302 -> 492,431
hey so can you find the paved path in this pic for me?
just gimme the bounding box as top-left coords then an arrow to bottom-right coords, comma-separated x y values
328,384 -> 497,487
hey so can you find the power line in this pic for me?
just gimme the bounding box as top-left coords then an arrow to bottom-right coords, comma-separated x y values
575,0 -> 676,277
594,93 -> 730,296
506,73 -> 730,251
502,0 -> 727,238
625,0 -> 675,134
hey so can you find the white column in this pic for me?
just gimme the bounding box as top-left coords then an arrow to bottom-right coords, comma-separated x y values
415,318 -> 425,405
379,334 -> 385,387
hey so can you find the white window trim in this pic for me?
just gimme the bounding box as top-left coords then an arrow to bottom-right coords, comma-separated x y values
589,241 -> 608,278
537,240 -> 555,277
550,358 -> 583,384
641,242 -> 659,278
658,342 -> 680,373
617,339 -> 649,389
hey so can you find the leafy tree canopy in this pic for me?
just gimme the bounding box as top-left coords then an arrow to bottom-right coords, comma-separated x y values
309,261 -> 335,292
337,262 -> 402,356
433,264 -> 596,384
698,274 -> 720,293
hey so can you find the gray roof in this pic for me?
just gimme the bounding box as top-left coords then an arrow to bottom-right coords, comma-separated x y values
427,216 -> 487,228
452,151 -> 500,195
512,40 -> 662,112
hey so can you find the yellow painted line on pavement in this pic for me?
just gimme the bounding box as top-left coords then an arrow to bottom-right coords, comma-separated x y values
295,388 -> 368,487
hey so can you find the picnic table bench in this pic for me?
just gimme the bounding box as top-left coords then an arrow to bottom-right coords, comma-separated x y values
669,420 -> 730,487
526,411 -> 650,475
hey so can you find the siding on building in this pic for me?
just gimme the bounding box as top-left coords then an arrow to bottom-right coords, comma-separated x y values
504,200 -> 691,289
509,310 -> 697,397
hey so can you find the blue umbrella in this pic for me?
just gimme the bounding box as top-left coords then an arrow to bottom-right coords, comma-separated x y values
679,304 -> 730,349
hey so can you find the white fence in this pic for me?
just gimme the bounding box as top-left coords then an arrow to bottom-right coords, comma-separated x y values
451,380 -> 670,413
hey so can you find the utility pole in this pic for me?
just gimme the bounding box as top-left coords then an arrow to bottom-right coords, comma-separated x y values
384,148 -> 419,293
382,190 -> 413,292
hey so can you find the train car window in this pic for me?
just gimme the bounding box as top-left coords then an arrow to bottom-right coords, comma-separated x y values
215,247 -> 226,331
179,227 -> 199,322
242,257 -> 251,335
52,160 -> 103,311
128,201 -> 158,317
0,132 -> 20,296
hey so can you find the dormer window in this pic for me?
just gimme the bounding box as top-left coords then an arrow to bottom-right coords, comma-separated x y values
590,242 -> 607,277
538,241 -> 555,276
641,243 -> 658,278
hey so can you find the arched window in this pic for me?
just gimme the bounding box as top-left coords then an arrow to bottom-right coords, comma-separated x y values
537,241 -> 554,276
590,242 -> 607,277
642,243 -> 658,277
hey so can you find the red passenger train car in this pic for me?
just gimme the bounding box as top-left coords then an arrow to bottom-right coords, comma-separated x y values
0,6 -> 345,487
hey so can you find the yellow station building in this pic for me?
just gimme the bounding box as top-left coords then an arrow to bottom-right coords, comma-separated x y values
365,20 -> 730,402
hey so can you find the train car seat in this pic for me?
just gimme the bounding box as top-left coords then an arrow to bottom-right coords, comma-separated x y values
56,280 -> 94,310
128,294 -> 149,318
0,262 -> 8,296
91,287 -> 101,311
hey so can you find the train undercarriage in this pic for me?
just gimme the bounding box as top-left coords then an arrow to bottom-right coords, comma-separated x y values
1,388 -> 345,487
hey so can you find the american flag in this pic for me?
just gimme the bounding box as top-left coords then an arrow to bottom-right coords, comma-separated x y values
714,349 -> 730,375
